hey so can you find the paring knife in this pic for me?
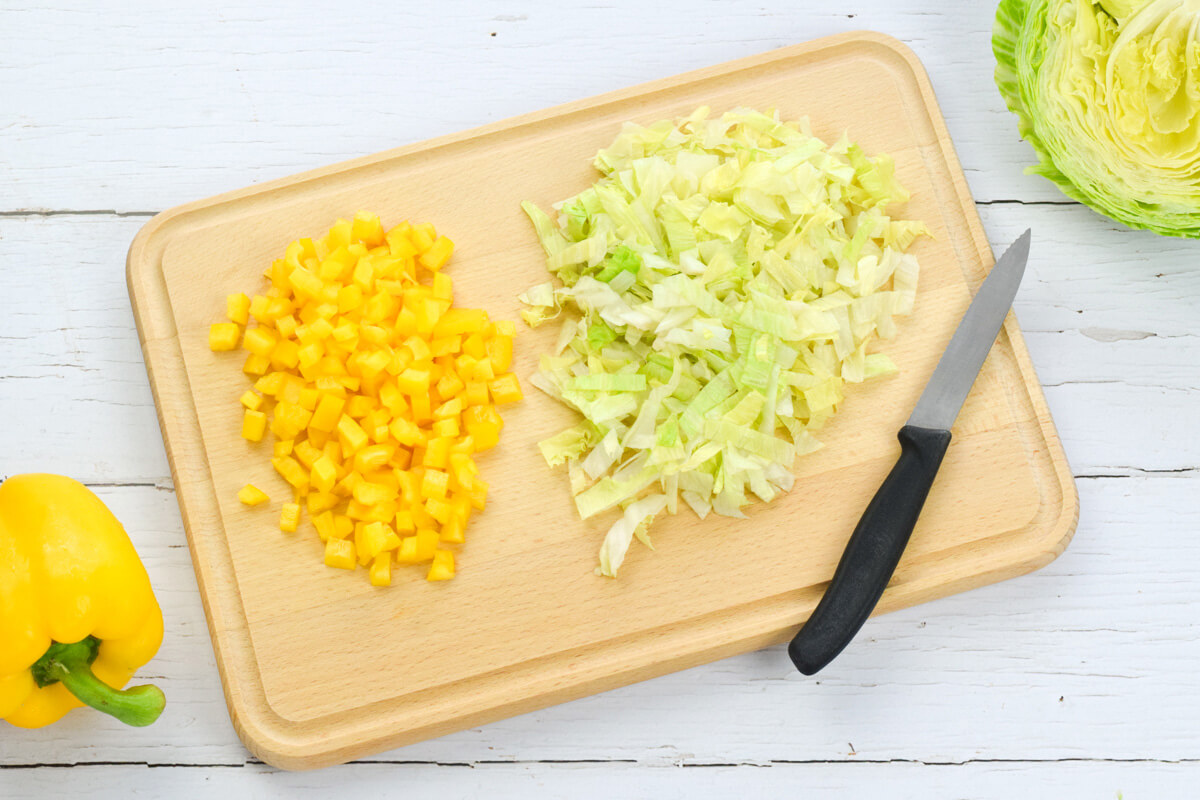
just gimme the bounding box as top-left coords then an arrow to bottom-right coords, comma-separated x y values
788,229 -> 1032,676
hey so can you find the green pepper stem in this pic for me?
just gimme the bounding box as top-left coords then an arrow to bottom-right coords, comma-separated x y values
31,637 -> 165,727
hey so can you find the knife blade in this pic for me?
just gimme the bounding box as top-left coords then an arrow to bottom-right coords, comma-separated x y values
788,229 -> 1032,676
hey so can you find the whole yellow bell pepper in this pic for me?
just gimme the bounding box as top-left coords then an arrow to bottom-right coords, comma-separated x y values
0,474 -> 165,727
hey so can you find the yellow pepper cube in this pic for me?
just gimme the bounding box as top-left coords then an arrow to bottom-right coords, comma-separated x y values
464,380 -> 489,408
433,308 -> 487,338
414,529 -> 439,561
495,320 -> 517,337
226,293 -> 251,325
270,339 -> 300,370
255,371 -> 284,396
241,410 -> 267,442
344,394 -> 375,418
422,437 -> 451,469
462,333 -> 487,360
449,453 -> 478,488
388,418 -> 423,448
240,390 -> 263,411
429,335 -> 461,358
307,491 -> 339,516
352,480 -> 393,507
309,393 -> 346,433
410,223 -> 436,253
419,235 -> 455,271
427,550 -> 455,581
403,335 -> 432,364
432,418 -> 459,439
242,327 -> 277,357
380,528 -> 402,553
439,518 -> 465,544
469,357 -> 495,382
296,388 -> 319,412
243,353 -> 271,376
271,455 -> 310,492
394,306 -> 418,337
209,322 -> 241,352
421,469 -> 449,500
394,509 -> 416,534
415,298 -> 444,337
434,397 -> 463,420
489,373 -> 524,404
386,226 -> 418,256
352,211 -> 386,247
289,267 -> 324,299
395,368 -> 430,396
395,535 -> 419,564
424,496 -> 453,525
238,484 -> 269,506
311,454 -> 338,494
369,553 -> 392,587
324,537 -> 356,570
450,495 -> 472,526
273,440 -> 294,457
486,335 -> 514,374
279,503 -> 301,533
312,510 -> 337,541
354,444 -> 394,473
297,342 -> 324,370
270,401 -> 312,441
469,479 -> 488,511
292,440 -> 320,470
435,371 -> 464,401
336,414 -> 370,453
249,294 -> 271,322
431,270 -> 453,302
337,284 -> 364,314
410,392 -> 433,424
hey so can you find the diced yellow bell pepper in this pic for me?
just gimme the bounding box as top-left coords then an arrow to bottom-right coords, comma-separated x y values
279,503 -> 300,533
238,484 -> 269,506
209,323 -> 241,351
242,410 -> 267,442
427,550 -> 455,581
243,353 -> 271,376
324,537 -> 355,570
369,553 -> 391,586
489,373 -> 523,404
242,327 -> 277,357
414,529 -> 439,561
226,293 -> 251,325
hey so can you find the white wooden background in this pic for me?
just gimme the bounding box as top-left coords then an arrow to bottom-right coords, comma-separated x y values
2,1 -> 1198,798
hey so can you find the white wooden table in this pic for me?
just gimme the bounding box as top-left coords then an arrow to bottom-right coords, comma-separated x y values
2,2 -> 1197,797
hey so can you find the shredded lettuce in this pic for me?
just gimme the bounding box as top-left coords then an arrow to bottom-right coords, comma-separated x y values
522,107 -> 927,577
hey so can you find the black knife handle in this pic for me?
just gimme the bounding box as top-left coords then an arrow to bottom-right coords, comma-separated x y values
788,424 -> 952,675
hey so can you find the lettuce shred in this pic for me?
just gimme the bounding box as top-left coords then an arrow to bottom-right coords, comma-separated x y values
522,106 -> 928,577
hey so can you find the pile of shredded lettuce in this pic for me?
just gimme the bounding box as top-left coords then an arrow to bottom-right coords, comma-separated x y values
520,106 -> 928,577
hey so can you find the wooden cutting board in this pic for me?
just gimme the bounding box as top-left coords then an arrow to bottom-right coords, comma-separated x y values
127,31 -> 1077,770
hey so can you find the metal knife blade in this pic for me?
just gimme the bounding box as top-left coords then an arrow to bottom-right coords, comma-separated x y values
906,228 -> 1031,431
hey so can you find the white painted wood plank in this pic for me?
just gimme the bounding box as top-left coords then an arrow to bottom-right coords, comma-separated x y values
2,474 -> 1195,765
0,759 -> 1190,799
0,1 -> 1069,212
1,206 -> 1194,485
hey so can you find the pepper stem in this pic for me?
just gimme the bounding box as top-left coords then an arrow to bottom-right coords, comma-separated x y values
30,636 -> 165,727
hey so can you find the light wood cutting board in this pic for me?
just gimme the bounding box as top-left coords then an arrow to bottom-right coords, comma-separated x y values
127,31 -> 1077,770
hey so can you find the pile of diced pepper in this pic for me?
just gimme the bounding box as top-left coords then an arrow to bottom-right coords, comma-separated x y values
208,212 -> 521,585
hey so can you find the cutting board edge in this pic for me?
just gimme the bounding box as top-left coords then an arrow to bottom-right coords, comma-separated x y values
230,506 -> 1080,771
125,29 -> 1079,771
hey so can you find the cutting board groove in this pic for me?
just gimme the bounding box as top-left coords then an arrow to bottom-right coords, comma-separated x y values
128,31 -> 1077,770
